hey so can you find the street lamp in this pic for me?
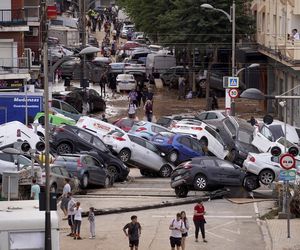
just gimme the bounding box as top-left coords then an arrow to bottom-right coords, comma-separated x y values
235,63 -> 260,77
201,1 -> 236,114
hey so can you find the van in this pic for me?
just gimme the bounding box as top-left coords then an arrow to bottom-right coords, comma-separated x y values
76,116 -> 121,140
146,54 -> 176,77
0,200 -> 60,250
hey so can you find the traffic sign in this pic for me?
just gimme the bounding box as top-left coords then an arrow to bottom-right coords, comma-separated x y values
228,77 -> 239,88
228,88 -> 239,98
280,153 -> 296,170
279,169 -> 296,181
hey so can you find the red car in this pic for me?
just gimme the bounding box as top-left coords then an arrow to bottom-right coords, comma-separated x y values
113,118 -> 137,132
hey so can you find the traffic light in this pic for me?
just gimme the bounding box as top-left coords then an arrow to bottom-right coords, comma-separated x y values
36,141 -> 45,152
20,142 -> 31,153
270,146 -> 281,157
288,146 -> 299,157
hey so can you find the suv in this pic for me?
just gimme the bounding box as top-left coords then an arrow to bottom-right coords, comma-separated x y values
160,66 -> 188,87
53,154 -> 112,189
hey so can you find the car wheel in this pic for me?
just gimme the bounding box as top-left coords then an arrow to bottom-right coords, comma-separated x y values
57,142 -> 72,155
50,183 -> 57,193
81,174 -> 89,189
107,165 -> 119,180
159,164 -> 172,178
175,185 -> 189,198
193,175 -> 208,190
228,149 -> 236,162
243,175 -> 260,191
259,169 -> 275,185
104,176 -> 110,188
118,149 -> 131,163
168,150 -> 178,163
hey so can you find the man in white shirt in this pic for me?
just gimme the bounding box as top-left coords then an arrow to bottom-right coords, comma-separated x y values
60,179 -> 71,217
169,213 -> 185,250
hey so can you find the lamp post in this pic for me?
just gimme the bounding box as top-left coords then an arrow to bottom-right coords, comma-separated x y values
241,86 -> 300,239
201,1 -> 236,113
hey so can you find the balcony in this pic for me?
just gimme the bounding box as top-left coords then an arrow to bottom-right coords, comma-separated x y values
0,9 -> 27,26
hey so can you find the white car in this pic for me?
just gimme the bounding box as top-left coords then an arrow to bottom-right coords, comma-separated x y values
0,121 -> 43,152
76,116 -> 120,140
252,120 -> 300,152
196,110 -> 227,121
171,119 -> 229,159
243,152 -> 300,185
116,74 -> 137,92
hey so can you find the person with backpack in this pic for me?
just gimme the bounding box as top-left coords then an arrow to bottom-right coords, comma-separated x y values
180,211 -> 189,250
144,99 -> 153,122
193,199 -> 207,243
123,215 -> 142,250
169,213 -> 185,250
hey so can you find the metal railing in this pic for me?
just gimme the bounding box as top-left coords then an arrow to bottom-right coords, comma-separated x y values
0,9 -> 27,26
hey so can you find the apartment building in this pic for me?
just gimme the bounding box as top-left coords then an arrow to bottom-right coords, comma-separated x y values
252,0 -> 300,126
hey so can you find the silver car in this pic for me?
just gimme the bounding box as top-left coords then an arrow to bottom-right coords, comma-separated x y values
124,134 -> 174,177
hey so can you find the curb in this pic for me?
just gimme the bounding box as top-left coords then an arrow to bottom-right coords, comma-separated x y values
81,195 -> 209,217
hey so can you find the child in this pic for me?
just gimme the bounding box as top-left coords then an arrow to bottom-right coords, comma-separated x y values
74,202 -> 82,240
88,207 -> 96,239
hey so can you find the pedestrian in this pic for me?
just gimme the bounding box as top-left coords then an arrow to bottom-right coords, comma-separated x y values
178,77 -> 185,100
101,113 -> 108,122
136,84 -> 143,108
144,99 -> 153,122
248,116 -> 257,126
180,211 -> 189,250
211,90 -> 219,110
169,213 -> 185,250
193,199 -> 207,243
60,178 -> 71,217
128,89 -> 138,106
67,192 -> 76,237
109,74 -> 117,97
97,16 -> 102,31
88,207 -> 96,239
100,74 -> 107,97
123,215 -> 142,250
142,86 -> 148,106
128,100 -> 137,119
30,178 -> 40,200
74,201 -> 83,240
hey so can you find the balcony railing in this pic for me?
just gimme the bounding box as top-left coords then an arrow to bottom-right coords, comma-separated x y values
0,9 -> 27,26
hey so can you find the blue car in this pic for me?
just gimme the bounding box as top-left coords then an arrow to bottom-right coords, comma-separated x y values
129,121 -> 170,140
151,132 -> 205,164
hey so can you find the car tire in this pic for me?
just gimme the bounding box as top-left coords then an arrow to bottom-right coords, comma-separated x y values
243,175 -> 260,191
118,149 -> 131,163
159,164 -> 172,178
57,142 -> 72,155
168,150 -> 178,163
50,183 -> 57,194
81,174 -> 89,189
259,169 -> 275,185
107,165 -> 119,180
175,185 -> 189,198
193,175 -> 208,190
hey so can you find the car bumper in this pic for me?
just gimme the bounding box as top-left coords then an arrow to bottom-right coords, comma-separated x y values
117,83 -> 136,91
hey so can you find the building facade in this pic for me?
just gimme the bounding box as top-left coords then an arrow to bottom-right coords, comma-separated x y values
252,0 -> 300,126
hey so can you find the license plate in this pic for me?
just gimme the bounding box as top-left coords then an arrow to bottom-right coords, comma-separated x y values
174,176 -> 181,181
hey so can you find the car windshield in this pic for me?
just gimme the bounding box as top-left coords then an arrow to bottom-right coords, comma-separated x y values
237,129 -> 253,144
277,137 -> 295,148
269,125 -> 285,140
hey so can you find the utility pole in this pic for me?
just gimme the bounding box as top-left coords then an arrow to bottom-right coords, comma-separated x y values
230,0 -> 236,116
80,0 -> 87,86
41,0 -> 51,249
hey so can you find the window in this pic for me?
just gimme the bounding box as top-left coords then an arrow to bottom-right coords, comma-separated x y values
151,125 -> 169,134
16,155 -> 31,165
197,113 -> 207,120
92,137 -> 108,151
0,153 -> 12,162
38,115 -> 45,125
84,156 -> 94,166
202,159 -> 215,166
206,113 -> 218,120
205,126 -> 224,144
216,160 -> 234,169
130,136 -> 146,147
91,157 -> 101,167
268,125 -> 284,141
190,139 -> 203,152
77,130 -> 92,142
179,137 -> 191,148
52,100 -> 60,109
145,141 -> 158,152
60,167 -> 69,177
260,125 -> 274,141
51,166 -> 61,175
237,130 -> 253,144
62,102 -> 78,114
224,119 -> 236,135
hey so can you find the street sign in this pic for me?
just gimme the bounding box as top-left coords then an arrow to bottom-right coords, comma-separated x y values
228,88 -> 239,98
280,153 -> 296,170
228,77 -> 239,88
279,169 -> 297,181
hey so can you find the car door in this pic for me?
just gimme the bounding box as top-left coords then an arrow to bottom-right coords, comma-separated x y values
176,136 -> 195,159
82,156 -> 98,184
190,138 -> 204,157
204,126 -> 228,159
75,129 -> 94,151
50,166 -> 64,193
216,159 -> 242,185
91,156 -> 106,186
201,158 -> 222,183
128,136 -> 148,166
144,141 -> 163,170
252,125 -> 274,152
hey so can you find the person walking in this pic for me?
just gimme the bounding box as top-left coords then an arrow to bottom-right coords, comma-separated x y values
128,89 -> 138,106
178,77 -> 186,100
180,211 -> 189,250
109,74 -> 117,98
67,192 -> 76,237
128,100 -> 137,119
193,199 -> 207,243
74,202 -> 83,240
144,99 -> 153,122
100,74 -> 107,97
60,178 -> 71,217
169,213 -> 185,250
30,178 -> 40,200
101,113 -> 108,122
88,207 -> 96,239
123,215 -> 142,250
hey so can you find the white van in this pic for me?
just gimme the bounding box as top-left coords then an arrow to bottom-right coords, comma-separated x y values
0,200 -> 60,250
0,121 -> 43,151
146,54 -> 176,77
76,116 -> 120,140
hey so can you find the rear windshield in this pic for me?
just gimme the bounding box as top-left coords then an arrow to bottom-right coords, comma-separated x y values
269,125 -> 284,140
157,117 -> 171,126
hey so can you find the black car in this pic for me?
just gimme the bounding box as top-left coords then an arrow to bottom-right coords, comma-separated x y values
206,116 -> 259,166
170,156 -> 260,198
53,154 -> 112,189
50,125 -> 129,181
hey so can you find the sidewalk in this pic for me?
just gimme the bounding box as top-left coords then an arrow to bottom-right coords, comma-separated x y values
265,219 -> 300,250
